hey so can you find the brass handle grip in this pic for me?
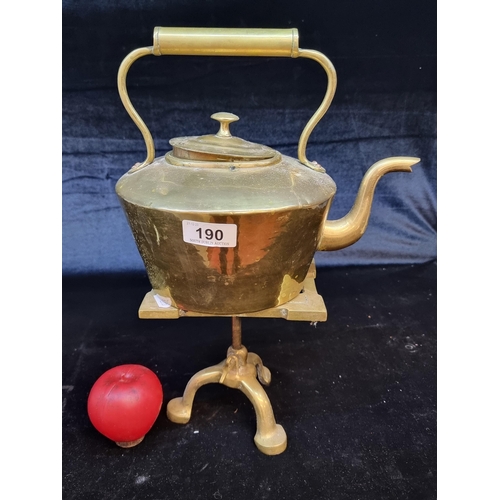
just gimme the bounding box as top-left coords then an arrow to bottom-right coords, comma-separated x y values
153,27 -> 299,57
118,28 -> 337,171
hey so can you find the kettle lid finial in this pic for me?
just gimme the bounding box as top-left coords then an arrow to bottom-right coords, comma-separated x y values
168,112 -> 277,163
211,112 -> 239,138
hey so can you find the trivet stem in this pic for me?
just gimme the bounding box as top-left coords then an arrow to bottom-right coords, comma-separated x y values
232,316 -> 242,349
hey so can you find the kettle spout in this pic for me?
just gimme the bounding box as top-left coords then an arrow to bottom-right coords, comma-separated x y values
317,156 -> 420,251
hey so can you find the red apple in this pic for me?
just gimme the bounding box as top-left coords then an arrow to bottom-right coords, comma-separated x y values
87,364 -> 163,447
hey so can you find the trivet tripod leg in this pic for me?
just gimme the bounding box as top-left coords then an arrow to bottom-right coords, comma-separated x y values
166,362 -> 224,424
239,376 -> 287,455
166,317 -> 287,455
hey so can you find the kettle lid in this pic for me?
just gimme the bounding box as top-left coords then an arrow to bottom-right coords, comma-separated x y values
169,112 -> 277,162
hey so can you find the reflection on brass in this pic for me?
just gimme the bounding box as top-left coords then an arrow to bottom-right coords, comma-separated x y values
119,202 -> 326,314
167,318 -> 287,455
117,154 -> 334,314
138,261 -> 327,321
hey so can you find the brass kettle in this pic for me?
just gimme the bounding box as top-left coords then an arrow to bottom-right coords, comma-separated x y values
116,27 -> 419,315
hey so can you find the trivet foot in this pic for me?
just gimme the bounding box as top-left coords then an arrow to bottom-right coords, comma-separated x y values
166,363 -> 224,424
254,424 -> 287,455
239,375 -> 287,455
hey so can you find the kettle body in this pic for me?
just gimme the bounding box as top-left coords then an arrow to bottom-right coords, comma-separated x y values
116,27 -> 419,315
117,150 -> 336,314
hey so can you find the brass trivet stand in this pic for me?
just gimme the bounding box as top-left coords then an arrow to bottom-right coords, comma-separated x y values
138,262 -> 327,455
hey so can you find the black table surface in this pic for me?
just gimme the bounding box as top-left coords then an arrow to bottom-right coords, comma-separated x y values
62,262 -> 436,500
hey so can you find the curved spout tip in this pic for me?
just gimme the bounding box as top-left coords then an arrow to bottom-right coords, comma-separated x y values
372,156 -> 421,175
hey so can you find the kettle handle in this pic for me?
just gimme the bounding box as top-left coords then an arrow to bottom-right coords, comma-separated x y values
118,28 -> 337,172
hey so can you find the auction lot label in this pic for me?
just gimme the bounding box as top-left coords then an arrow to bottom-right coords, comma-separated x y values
182,220 -> 237,248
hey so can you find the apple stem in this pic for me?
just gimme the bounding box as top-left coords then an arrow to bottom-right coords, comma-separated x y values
115,436 -> 145,448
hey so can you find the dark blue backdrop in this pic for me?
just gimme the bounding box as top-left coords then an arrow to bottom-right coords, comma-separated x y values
62,0 -> 436,275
